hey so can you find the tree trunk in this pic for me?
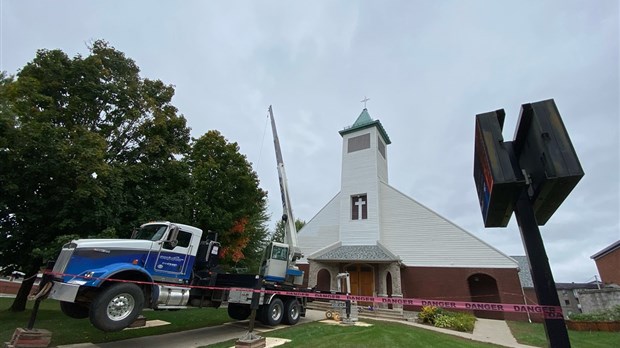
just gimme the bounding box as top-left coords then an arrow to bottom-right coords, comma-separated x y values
9,261 -> 41,312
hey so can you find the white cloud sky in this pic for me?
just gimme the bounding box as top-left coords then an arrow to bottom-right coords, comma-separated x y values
2,0 -> 618,283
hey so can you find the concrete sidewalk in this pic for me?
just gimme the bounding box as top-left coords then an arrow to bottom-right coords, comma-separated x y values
57,310 -> 536,348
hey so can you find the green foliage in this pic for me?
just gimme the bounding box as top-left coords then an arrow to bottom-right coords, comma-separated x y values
417,305 -> 443,325
187,130 -> 269,267
569,305 -> 620,322
417,306 -> 475,332
434,312 -> 476,332
271,218 -> 306,243
433,314 -> 455,328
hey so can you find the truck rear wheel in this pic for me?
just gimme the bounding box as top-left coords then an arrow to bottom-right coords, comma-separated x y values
89,283 -> 144,332
227,303 -> 251,320
261,298 -> 284,326
60,301 -> 89,319
282,298 -> 300,325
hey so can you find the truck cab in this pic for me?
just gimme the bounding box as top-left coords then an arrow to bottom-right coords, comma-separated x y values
47,221 -> 221,332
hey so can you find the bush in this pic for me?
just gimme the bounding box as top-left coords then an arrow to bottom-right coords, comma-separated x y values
418,306 -> 443,325
440,312 -> 476,332
569,305 -> 620,322
417,306 -> 476,332
433,314 -> 455,329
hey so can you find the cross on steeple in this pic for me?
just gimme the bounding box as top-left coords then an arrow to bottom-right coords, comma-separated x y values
360,96 -> 370,109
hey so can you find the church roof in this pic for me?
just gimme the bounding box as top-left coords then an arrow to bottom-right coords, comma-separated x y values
591,240 -> 620,260
339,109 -> 391,144
309,243 -> 400,262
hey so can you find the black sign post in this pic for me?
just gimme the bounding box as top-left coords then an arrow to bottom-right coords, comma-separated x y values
514,188 -> 570,347
474,99 -> 584,348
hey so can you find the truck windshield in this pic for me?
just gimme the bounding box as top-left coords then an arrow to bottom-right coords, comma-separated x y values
134,224 -> 168,241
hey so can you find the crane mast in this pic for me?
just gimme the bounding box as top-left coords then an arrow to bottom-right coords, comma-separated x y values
268,105 -> 302,262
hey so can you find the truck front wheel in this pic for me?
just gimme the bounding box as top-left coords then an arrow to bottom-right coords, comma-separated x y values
261,298 -> 284,326
60,301 -> 89,319
89,283 -> 145,332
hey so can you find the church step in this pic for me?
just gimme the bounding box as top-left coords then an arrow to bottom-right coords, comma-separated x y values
307,301 -> 406,321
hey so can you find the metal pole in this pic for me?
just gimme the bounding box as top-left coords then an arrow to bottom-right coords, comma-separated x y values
594,275 -> 601,290
248,275 -> 262,333
519,283 -> 532,323
514,188 -> 571,348
26,299 -> 41,330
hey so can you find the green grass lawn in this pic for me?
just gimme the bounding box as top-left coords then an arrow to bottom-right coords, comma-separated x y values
0,298 -> 231,346
507,321 -> 620,348
205,320 -> 502,348
4,297 -> 618,348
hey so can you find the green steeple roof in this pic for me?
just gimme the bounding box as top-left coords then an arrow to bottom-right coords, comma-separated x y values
339,108 -> 391,144
352,108 -> 373,128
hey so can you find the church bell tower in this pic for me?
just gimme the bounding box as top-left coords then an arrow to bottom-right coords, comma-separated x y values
338,108 -> 391,245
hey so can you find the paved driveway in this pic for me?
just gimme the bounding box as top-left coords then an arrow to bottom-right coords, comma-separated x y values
59,309 -> 326,348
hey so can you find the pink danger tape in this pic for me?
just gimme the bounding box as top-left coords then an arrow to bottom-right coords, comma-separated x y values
45,271 -> 564,319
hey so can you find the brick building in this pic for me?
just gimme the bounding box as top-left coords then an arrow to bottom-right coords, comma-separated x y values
591,240 -> 620,286
296,108 -> 526,320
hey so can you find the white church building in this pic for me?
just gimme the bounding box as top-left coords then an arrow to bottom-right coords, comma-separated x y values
296,108 -> 527,319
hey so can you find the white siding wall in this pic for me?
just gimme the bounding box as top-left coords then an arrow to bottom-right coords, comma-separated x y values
377,138 -> 388,183
297,193 -> 341,262
379,183 -> 517,268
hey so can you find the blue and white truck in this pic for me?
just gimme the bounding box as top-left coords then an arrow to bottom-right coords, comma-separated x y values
43,106 -> 314,332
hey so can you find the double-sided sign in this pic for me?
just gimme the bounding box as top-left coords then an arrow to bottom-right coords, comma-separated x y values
474,99 -> 584,227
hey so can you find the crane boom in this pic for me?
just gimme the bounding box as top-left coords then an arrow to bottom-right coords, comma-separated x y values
268,105 -> 302,262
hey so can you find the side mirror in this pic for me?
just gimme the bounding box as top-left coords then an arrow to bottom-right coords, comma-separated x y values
163,225 -> 179,249
164,240 -> 178,249
130,227 -> 138,239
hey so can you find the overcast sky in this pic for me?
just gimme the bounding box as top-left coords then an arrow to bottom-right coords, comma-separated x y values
3,1 -> 618,283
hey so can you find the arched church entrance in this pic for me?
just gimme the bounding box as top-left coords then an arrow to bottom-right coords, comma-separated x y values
316,269 -> 331,291
345,264 -> 374,305
468,273 -> 503,319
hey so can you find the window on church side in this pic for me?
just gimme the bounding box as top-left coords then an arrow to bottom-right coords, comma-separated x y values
378,136 -> 386,158
351,194 -> 368,220
348,133 -> 371,153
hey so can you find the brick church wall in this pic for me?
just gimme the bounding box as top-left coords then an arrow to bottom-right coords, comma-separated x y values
401,266 -> 531,321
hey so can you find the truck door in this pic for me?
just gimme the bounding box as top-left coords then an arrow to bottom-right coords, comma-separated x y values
152,229 -> 193,280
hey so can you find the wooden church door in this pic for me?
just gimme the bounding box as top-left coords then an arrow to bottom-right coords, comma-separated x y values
346,264 -> 374,305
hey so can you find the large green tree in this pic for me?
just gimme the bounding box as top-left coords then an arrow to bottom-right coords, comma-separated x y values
0,41 -> 191,311
187,130 -> 269,271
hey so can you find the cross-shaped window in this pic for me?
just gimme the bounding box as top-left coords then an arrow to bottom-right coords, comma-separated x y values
351,194 -> 368,220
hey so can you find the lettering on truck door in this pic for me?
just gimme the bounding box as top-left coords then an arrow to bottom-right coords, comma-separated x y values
153,229 -> 192,277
